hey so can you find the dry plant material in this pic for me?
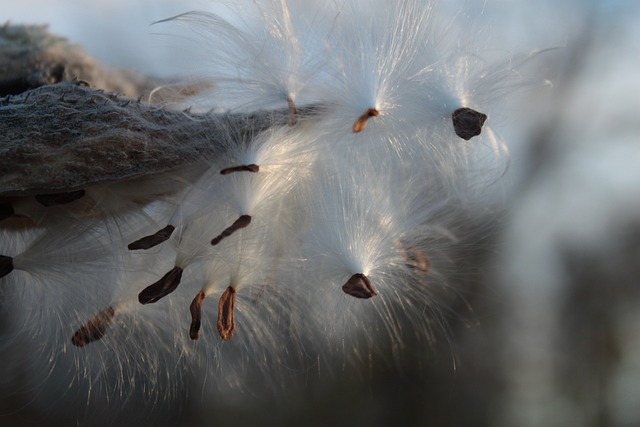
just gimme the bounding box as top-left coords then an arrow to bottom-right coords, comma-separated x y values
0,255 -> 14,278
71,306 -> 115,347
0,81 -> 294,198
138,266 -> 184,304
220,164 -> 260,175
342,273 -> 378,299
352,108 -> 379,133
128,225 -> 175,250
211,215 -> 252,245
35,189 -> 86,207
452,107 -> 487,140
189,290 -> 206,340
217,286 -> 236,340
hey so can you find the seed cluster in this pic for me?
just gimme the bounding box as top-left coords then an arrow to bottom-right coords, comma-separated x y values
0,1 -> 527,395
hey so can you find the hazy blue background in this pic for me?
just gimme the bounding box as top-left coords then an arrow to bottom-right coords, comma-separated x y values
3,0 -> 573,76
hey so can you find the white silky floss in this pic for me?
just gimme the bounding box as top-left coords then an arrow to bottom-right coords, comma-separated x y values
0,0 -> 546,411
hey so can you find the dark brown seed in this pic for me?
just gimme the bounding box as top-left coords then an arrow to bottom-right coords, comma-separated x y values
287,96 -> 299,126
128,225 -> 175,250
0,255 -> 14,279
0,203 -> 14,221
211,215 -> 252,246
71,306 -> 115,347
342,273 -> 378,299
138,266 -> 184,304
217,286 -> 236,341
189,290 -> 206,340
220,164 -> 260,175
452,107 -> 487,140
35,189 -> 86,207
352,108 -> 380,133
399,240 -> 431,273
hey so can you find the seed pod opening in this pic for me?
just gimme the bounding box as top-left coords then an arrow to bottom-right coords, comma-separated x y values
35,189 -> 86,207
220,164 -> 260,175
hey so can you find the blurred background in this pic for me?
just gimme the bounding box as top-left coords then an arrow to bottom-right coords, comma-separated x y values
2,1 -> 640,426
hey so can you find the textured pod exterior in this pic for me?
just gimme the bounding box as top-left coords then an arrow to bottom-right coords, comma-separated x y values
0,82 -> 294,196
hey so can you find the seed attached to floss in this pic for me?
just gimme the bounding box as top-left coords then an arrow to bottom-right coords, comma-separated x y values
71,306 -> 115,347
35,189 -> 86,207
399,240 -> 431,273
189,290 -> 206,340
211,215 -> 252,246
287,96 -> 299,126
352,108 -> 379,133
342,273 -> 378,299
0,255 -> 14,279
128,225 -> 176,250
220,164 -> 260,175
217,286 -> 236,341
138,266 -> 184,304
451,107 -> 487,140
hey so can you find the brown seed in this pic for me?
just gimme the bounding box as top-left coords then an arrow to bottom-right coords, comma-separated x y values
217,286 -> 236,341
0,203 -> 14,221
71,306 -> 115,347
0,255 -> 14,279
189,290 -> 206,340
451,107 -> 487,140
35,189 -> 86,207
128,225 -> 175,250
399,240 -> 431,273
352,108 -> 379,133
287,96 -> 299,126
220,164 -> 260,175
211,215 -> 252,246
342,273 -> 378,299
138,266 -> 184,304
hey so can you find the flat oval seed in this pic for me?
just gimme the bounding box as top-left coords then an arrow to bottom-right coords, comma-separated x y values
399,240 -> 431,273
128,225 -> 175,250
71,306 -> 115,347
452,107 -> 487,140
189,290 -> 206,340
352,108 -> 380,133
138,266 -> 184,304
217,286 -> 236,341
211,215 -> 252,246
342,273 -> 378,299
